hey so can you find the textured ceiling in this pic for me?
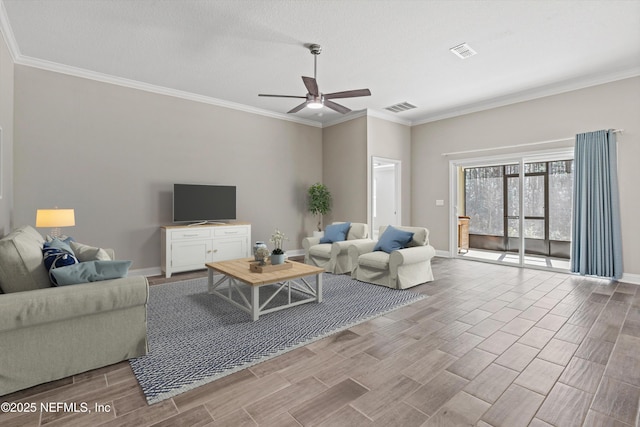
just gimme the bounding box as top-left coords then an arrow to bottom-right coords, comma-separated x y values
2,0 -> 640,126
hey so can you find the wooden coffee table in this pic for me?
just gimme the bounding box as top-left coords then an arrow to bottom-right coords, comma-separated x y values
205,258 -> 325,321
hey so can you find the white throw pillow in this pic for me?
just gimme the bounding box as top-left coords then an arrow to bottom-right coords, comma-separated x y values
70,241 -> 111,262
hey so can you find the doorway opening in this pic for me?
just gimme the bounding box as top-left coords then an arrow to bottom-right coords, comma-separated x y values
370,157 -> 401,239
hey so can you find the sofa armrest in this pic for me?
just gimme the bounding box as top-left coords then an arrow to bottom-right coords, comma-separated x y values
0,276 -> 148,332
302,237 -> 321,251
389,245 -> 436,267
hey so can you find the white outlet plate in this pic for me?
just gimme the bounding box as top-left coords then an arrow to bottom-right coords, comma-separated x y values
436,200 -> 444,206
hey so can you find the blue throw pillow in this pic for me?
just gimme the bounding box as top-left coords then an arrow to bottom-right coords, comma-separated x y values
320,222 -> 351,243
50,260 -> 132,286
374,226 -> 414,253
42,246 -> 79,285
44,238 -> 75,255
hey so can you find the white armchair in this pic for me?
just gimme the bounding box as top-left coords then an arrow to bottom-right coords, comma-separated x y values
348,225 -> 436,289
302,222 -> 371,274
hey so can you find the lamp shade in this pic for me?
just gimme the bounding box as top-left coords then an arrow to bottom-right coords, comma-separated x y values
35,209 -> 76,228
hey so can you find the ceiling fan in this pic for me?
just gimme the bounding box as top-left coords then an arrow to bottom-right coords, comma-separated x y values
259,44 -> 371,114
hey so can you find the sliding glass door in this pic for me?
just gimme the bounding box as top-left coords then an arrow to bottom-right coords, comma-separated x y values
455,151 -> 573,271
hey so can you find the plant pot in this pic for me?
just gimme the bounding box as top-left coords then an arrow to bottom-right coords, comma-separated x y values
313,231 -> 324,238
270,253 -> 286,265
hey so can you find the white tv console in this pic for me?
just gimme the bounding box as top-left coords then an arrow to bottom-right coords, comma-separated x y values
160,222 -> 251,278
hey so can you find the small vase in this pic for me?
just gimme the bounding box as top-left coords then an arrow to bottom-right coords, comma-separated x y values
313,231 -> 324,238
253,241 -> 268,261
271,253 -> 285,265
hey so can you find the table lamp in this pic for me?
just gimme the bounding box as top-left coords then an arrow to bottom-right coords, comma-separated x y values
35,208 -> 75,238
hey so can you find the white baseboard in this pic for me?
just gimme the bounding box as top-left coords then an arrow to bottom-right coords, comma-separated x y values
129,249 -> 306,278
287,248 -> 305,257
129,266 -> 162,277
435,249 -> 452,258
620,273 -> 640,285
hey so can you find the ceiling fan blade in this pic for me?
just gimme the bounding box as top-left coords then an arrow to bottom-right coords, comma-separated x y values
324,88 -> 371,99
287,102 -> 308,114
302,76 -> 319,96
259,94 -> 307,99
324,100 -> 351,114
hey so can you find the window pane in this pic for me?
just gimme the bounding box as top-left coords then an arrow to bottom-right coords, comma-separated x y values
525,162 -> 546,174
524,175 -> 545,217
465,166 -> 504,236
505,164 -> 519,175
524,219 -> 545,239
549,160 -> 573,241
508,218 -> 519,237
507,177 -> 519,217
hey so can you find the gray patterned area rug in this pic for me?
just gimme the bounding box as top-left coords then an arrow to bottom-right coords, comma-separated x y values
130,273 -> 425,404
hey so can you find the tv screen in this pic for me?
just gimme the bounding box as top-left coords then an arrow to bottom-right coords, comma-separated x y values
173,184 -> 236,223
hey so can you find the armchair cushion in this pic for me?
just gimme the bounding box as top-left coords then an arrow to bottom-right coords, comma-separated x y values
320,222 -> 351,243
309,243 -> 332,258
358,251 -> 390,270
374,225 -> 414,253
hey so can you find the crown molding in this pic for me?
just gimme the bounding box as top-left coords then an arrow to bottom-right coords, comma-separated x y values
322,109 -> 368,128
412,66 -> 640,126
366,109 -> 412,126
0,0 -> 19,61
15,55 -> 324,128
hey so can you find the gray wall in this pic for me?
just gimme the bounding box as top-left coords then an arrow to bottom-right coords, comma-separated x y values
13,65 -> 322,270
0,30 -> 13,236
322,116 -> 367,225
412,76 -> 640,276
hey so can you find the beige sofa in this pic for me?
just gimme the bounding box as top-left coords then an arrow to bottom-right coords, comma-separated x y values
0,226 -> 148,396
348,225 -> 436,289
302,222 -> 371,274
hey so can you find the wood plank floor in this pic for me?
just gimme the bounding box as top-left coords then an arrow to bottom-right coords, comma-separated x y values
2,257 -> 639,426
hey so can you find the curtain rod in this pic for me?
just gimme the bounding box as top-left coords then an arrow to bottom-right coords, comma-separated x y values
441,129 -> 624,157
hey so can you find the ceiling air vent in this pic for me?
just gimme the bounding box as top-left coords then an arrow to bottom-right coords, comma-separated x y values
384,102 -> 417,113
450,42 -> 477,59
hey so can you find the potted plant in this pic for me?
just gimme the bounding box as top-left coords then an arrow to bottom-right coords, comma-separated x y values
307,183 -> 332,236
270,228 -> 289,265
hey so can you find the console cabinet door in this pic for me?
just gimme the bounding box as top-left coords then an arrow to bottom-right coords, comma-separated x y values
172,240 -> 213,268
211,237 -> 248,262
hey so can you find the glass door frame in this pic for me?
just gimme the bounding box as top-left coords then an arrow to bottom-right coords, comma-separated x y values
448,147 -> 574,271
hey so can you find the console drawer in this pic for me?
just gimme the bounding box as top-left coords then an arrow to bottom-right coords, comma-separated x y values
214,227 -> 248,237
171,229 -> 211,240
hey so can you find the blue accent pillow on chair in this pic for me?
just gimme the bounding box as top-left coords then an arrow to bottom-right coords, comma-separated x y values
320,222 -> 351,243
374,226 -> 415,253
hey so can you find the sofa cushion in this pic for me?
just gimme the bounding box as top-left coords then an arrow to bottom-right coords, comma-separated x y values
358,251 -> 390,270
0,226 -> 51,293
51,260 -> 132,286
70,241 -> 112,262
320,222 -> 351,243
374,226 -> 414,253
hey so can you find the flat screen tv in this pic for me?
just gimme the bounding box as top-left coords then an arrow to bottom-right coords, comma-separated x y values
173,184 -> 236,224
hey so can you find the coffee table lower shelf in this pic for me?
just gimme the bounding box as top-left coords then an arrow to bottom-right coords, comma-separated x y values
206,259 -> 324,321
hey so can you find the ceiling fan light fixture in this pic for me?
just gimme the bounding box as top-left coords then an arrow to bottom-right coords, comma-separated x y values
307,100 -> 323,109
306,94 -> 324,109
